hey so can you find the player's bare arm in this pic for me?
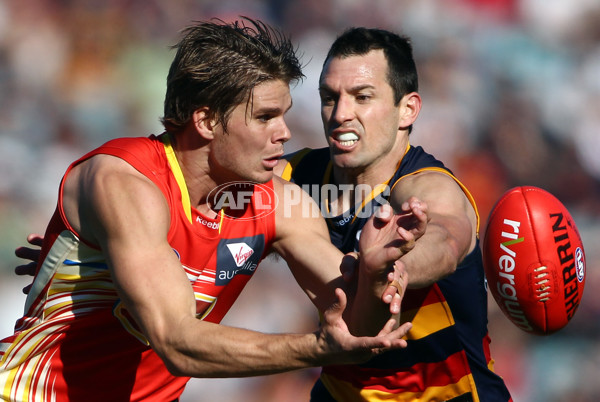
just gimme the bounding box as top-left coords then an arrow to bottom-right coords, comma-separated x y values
270,177 -> 417,336
273,157 -> 424,312
60,155 -> 410,377
390,171 -> 477,288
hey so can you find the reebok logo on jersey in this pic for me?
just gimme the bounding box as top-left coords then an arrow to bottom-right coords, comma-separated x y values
226,243 -> 255,267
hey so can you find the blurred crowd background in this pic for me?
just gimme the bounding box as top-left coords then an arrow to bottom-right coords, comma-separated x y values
0,0 -> 598,401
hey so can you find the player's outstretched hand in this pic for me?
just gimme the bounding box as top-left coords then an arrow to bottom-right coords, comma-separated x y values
394,196 -> 428,243
358,200 -> 428,275
357,200 -> 426,313
317,288 -> 412,366
339,252 -> 409,316
14,233 -> 44,294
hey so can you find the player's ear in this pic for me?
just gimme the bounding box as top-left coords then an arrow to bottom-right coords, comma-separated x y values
192,107 -> 218,140
398,92 -> 421,130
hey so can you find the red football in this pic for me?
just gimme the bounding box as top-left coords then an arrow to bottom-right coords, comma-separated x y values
482,186 -> 586,335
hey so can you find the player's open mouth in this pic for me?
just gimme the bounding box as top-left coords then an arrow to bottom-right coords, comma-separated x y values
334,132 -> 359,147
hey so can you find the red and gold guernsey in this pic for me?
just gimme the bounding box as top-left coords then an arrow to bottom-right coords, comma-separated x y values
0,133 -> 277,401
283,146 -> 512,402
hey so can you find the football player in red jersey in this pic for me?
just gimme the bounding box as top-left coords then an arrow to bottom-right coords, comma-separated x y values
1,18 -> 425,401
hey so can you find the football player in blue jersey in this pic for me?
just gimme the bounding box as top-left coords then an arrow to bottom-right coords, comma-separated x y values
276,27 -> 512,401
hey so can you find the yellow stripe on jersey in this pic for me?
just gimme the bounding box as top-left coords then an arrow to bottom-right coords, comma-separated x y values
47,277 -> 114,294
402,300 -> 455,340
349,183 -> 392,225
160,133 -> 193,224
321,372 -> 478,402
2,357 -> 20,398
22,358 -> 36,402
113,301 -> 149,345
195,293 -> 217,304
368,373 -> 477,402
198,299 -> 218,321
280,148 -> 312,182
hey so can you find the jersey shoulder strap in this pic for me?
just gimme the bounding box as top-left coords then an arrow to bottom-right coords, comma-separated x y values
281,147 -> 330,186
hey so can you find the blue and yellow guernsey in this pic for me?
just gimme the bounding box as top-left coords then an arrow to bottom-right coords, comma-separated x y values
282,145 -> 512,402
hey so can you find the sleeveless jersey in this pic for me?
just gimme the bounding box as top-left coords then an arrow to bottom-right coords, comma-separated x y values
0,133 -> 277,401
282,146 -> 511,402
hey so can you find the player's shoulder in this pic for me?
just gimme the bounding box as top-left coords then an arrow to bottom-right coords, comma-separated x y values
402,145 -> 446,170
68,138 -> 162,209
74,155 -> 157,203
272,175 -> 321,220
394,168 -> 458,192
278,147 -> 330,183
272,175 -> 310,198
276,147 -> 314,175
391,169 -> 473,218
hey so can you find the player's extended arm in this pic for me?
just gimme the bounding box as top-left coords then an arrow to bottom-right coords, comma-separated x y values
273,157 -> 425,313
62,155 -> 411,378
351,198 -> 426,334
270,178 -> 423,336
390,171 -> 477,288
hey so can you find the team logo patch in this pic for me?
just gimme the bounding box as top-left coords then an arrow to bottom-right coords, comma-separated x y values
226,242 -> 255,267
216,235 -> 265,286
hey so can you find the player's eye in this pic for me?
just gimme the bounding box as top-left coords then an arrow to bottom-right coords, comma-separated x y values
319,91 -> 336,105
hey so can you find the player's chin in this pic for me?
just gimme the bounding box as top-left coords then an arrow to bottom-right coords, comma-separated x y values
254,170 -> 274,184
243,167 -> 274,184
330,154 -> 357,169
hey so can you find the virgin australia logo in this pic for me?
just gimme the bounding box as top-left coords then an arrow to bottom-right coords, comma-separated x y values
216,236 -> 264,285
226,242 -> 255,267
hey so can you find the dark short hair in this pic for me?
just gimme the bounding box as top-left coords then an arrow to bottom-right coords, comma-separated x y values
321,27 -> 418,105
161,17 -> 304,133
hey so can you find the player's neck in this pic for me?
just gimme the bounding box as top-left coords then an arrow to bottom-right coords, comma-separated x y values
168,130 -> 223,215
333,163 -> 394,188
